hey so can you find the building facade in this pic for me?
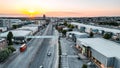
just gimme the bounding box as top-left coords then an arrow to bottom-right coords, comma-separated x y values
76,38 -> 120,68
0,38 -> 7,51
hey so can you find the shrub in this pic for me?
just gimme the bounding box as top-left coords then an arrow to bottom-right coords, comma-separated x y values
82,64 -> 87,68
103,33 -> 112,39
8,46 -> 16,52
0,46 -> 16,62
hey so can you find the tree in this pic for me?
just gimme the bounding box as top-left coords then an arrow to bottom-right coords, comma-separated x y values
62,30 -> 67,36
89,31 -> 94,38
12,25 -> 18,29
103,33 -> 112,39
64,21 -> 68,26
7,31 -> 13,45
67,24 -> 74,29
82,64 -> 87,68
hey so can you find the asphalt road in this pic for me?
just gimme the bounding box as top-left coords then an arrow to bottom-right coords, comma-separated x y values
29,24 -> 58,68
1,23 -> 56,68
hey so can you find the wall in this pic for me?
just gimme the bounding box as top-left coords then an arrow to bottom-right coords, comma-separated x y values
91,48 -> 108,67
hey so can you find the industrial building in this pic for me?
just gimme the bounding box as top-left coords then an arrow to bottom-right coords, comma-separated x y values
76,38 -> 120,68
18,26 -> 38,35
0,27 -> 7,32
70,22 -> 120,39
0,30 -> 32,43
66,31 -> 88,38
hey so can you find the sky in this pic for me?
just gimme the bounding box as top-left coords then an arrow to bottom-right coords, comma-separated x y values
0,0 -> 120,17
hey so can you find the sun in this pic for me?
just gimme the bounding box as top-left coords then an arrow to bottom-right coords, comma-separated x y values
28,9 -> 35,17
28,9 -> 35,14
21,9 -> 37,17
21,8 -> 46,17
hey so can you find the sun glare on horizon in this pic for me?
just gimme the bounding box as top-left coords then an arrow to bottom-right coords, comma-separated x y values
21,8 -> 43,17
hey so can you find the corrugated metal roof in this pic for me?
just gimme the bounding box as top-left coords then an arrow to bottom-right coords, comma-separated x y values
71,22 -> 120,34
77,38 -> 120,58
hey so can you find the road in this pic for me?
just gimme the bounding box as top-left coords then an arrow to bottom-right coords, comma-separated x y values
29,24 -> 58,68
0,23 -> 58,68
60,38 -> 85,68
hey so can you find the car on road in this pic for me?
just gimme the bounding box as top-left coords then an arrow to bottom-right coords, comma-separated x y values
39,65 -> 43,68
47,52 -> 51,56
62,53 -> 67,56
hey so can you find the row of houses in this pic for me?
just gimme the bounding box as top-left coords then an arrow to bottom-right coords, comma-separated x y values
70,22 -> 120,39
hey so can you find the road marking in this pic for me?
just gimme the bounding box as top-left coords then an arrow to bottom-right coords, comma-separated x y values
26,36 -> 58,38
60,55 -> 78,58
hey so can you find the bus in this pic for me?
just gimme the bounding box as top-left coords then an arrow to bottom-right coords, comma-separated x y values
20,44 -> 27,52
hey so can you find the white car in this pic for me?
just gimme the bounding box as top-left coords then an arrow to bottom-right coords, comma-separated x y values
47,52 -> 51,56
39,65 -> 43,68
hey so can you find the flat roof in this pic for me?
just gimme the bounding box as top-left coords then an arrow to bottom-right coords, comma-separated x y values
67,31 -> 88,36
77,38 -> 120,58
23,24 -> 39,27
71,22 -> 120,34
0,30 -> 31,37
18,26 -> 38,32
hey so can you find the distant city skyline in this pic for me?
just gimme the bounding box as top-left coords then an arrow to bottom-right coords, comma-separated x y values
0,0 -> 120,17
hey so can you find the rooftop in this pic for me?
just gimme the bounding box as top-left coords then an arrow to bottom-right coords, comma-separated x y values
0,30 -> 31,37
18,26 -> 38,32
77,38 -> 120,58
67,31 -> 88,36
71,22 -> 120,34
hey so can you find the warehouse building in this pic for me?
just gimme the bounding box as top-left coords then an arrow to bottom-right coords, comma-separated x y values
0,27 -> 7,32
66,31 -> 88,38
76,38 -> 120,68
18,26 -> 38,35
0,30 -> 32,43
70,22 -> 120,39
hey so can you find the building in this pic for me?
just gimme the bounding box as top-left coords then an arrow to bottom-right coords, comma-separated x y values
0,30 -> 32,43
66,31 -> 88,38
0,19 -> 22,29
66,31 -> 88,42
0,27 -> 7,32
0,38 -> 7,51
18,26 -> 38,35
76,38 -> 120,68
71,22 -> 120,39
0,19 -> 11,29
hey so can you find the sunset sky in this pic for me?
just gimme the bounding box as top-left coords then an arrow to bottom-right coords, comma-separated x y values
0,0 -> 120,17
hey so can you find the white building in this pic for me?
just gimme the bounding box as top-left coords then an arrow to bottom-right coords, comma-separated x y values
76,38 -> 120,68
0,19 -> 22,29
0,27 -> 7,32
66,31 -> 89,38
71,22 -> 120,39
0,30 -> 32,43
18,26 -> 38,35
